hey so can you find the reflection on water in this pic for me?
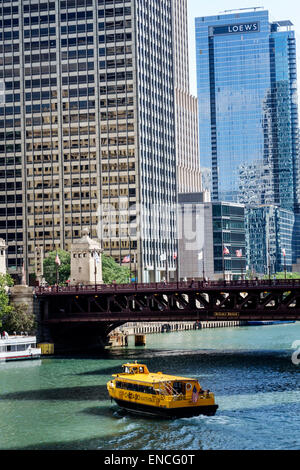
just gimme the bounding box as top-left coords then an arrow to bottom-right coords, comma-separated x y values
0,359 -> 42,370
0,324 -> 300,450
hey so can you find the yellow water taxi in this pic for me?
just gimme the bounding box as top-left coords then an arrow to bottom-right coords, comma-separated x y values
107,362 -> 218,418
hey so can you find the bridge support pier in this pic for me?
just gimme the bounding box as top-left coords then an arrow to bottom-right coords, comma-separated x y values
10,285 -> 35,314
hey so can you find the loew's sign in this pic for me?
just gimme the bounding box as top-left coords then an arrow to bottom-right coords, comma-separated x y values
210,22 -> 260,36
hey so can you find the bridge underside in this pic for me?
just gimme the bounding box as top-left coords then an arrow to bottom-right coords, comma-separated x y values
42,321 -> 124,353
37,283 -> 300,350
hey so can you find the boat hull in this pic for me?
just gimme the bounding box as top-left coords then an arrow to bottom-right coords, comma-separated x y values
112,398 -> 218,419
0,353 -> 41,362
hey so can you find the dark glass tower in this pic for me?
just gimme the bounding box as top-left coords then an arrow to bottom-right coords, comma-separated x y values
195,9 -> 300,265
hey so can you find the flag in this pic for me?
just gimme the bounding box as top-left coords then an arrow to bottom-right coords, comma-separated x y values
160,253 -> 166,262
192,386 -> 199,403
282,248 -> 286,257
198,251 -> 203,261
173,252 -> 178,260
122,255 -> 130,264
223,246 -> 230,255
94,250 -> 100,265
55,253 -> 61,266
236,249 -> 243,258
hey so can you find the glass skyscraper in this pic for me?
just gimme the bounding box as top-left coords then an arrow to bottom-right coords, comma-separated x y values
195,9 -> 300,266
245,205 -> 294,275
196,9 -> 299,207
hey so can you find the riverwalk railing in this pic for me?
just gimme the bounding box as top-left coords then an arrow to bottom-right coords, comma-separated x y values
35,278 -> 300,296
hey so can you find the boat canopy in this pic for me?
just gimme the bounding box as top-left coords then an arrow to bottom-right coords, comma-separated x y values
121,363 -> 150,375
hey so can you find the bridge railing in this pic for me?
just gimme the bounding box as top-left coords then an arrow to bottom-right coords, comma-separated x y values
35,278 -> 300,295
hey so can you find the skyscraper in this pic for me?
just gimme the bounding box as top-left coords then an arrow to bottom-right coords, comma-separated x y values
0,0 -> 181,283
196,9 -> 299,208
195,9 -> 300,265
173,0 -> 201,194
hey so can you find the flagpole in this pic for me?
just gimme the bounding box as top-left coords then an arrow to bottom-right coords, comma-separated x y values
94,250 -> 97,287
165,239 -> 168,283
284,257 -> 287,280
56,251 -> 59,285
268,239 -> 271,281
222,246 -> 225,281
166,254 -> 168,283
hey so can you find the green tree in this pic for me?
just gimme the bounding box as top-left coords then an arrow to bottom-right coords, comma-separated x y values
102,254 -> 131,284
43,250 -> 71,285
2,303 -> 36,335
0,274 -> 14,328
263,272 -> 300,280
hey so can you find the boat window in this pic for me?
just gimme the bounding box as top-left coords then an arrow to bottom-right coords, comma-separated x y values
115,381 -> 155,395
173,382 -> 185,395
17,345 -> 27,351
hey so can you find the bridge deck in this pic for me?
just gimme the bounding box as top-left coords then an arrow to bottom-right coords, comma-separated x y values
35,278 -> 300,296
35,279 -> 300,324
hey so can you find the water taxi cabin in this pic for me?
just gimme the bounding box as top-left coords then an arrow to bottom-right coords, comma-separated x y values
107,363 -> 218,418
113,363 -> 209,396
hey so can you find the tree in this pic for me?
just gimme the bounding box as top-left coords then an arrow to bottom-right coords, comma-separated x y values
43,250 -> 71,285
2,303 -> 36,335
263,272 -> 300,280
0,274 -> 14,328
102,254 -> 131,284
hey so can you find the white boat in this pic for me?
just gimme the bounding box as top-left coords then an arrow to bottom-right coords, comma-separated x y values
0,336 -> 41,362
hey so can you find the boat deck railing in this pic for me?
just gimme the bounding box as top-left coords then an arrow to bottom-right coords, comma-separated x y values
0,336 -> 37,344
158,382 -> 183,397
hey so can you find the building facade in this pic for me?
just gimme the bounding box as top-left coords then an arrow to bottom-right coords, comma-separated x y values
245,205 -> 294,275
178,193 -> 246,280
195,9 -> 300,264
0,0 -> 181,283
173,0 -> 201,194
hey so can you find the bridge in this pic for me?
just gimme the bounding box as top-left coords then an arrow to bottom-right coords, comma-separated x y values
35,279 -> 300,350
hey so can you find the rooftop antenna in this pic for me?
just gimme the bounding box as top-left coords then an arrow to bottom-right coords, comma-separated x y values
220,7 -> 264,14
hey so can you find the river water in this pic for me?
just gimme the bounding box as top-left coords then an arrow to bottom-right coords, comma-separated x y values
0,323 -> 300,451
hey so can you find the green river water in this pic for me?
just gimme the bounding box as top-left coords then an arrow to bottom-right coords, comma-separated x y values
0,322 -> 300,450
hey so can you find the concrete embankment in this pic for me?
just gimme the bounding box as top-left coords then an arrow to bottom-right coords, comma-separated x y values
119,321 -> 244,336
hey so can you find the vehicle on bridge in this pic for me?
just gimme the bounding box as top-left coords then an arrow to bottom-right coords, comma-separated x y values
107,362 -> 218,418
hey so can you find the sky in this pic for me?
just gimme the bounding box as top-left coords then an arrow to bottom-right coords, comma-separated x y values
187,0 -> 300,96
